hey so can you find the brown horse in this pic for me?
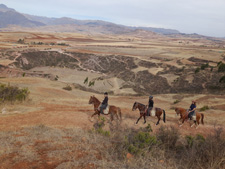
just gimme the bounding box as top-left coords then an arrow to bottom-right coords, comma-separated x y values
175,107 -> 204,128
88,96 -> 122,121
132,102 -> 166,125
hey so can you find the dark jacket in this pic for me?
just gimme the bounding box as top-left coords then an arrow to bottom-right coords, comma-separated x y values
190,104 -> 196,111
102,96 -> 108,105
148,99 -> 154,108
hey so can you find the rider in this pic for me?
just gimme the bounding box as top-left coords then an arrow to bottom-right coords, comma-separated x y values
147,96 -> 154,116
188,100 -> 196,120
99,92 -> 108,114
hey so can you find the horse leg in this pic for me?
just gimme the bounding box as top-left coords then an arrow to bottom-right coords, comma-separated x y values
191,121 -> 195,128
195,118 -> 200,129
136,114 -> 143,125
156,116 -> 161,126
178,117 -> 182,124
115,112 -> 119,120
179,118 -> 185,127
110,112 -> 114,121
143,114 -> 146,124
91,111 -> 99,122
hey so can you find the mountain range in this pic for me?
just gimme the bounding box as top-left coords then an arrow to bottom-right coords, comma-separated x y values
0,3 -> 180,35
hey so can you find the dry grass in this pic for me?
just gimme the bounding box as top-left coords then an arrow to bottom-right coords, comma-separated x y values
0,122 -> 224,169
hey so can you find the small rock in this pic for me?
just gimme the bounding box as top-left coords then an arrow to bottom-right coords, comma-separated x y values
2,108 -> 7,114
126,153 -> 133,160
81,137 -> 86,142
159,160 -> 164,163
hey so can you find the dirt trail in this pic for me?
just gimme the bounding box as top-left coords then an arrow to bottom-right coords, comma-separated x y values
0,77 -> 223,137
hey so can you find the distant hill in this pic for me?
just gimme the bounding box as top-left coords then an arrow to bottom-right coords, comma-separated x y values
132,27 -> 180,34
0,11 -> 45,28
0,4 -> 15,12
0,3 -> 179,35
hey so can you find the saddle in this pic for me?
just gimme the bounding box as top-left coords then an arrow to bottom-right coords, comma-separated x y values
192,116 -> 196,121
146,107 -> 156,116
103,105 -> 110,115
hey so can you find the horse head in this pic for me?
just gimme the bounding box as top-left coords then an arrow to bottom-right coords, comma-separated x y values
132,102 -> 138,111
89,95 -> 94,104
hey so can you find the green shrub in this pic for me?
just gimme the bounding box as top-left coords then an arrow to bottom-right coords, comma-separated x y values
0,83 -> 29,103
62,85 -> 72,91
200,63 -> 209,70
88,81 -> 95,87
83,77 -> 88,84
218,62 -> 225,72
156,126 -> 179,149
195,67 -> 200,73
219,76 -> 225,83
93,117 -> 110,137
210,66 -> 214,71
186,135 -> 194,148
55,75 -> 59,81
200,105 -> 209,111
173,100 -> 180,104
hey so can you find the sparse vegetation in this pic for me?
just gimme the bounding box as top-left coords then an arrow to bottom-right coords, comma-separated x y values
195,67 -> 200,73
0,119 -> 224,168
200,63 -> 209,70
83,77 -> 88,84
218,62 -> 225,72
57,43 -> 69,46
55,75 -> 59,81
200,105 -> 210,111
62,85 -> 72,91
0,83 -> 29,103
219,75 -> 225,83
173,100 -> 180,104
88,81 -> 95,87
17,39 -> 25,44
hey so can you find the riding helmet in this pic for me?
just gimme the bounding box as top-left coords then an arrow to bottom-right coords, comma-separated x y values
149,96 -> 153,99
104,92 -> 108,95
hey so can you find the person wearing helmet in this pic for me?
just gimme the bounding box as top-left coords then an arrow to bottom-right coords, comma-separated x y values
147,96 -> 154,116
99,92 -> 108,114
188,100 -> 196,120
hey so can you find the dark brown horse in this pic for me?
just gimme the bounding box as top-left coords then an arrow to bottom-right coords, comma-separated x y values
175,107 -> 204,129
132,102 -> 166,125
88,96 -> 122,121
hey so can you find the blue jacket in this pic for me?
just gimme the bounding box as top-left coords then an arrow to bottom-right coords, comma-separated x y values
190,104 -> 196,111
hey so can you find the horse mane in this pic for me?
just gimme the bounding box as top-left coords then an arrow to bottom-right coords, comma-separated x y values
136,102 -> 146,107
92,96 -> 100,103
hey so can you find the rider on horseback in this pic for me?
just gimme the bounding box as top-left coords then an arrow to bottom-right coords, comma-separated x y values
99,92 -> 108,114
147,96 -> 154,116
188,100 -> 196,120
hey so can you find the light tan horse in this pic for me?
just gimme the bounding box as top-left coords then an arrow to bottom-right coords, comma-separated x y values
88,96 -> 122,121
175,107 -> 204,129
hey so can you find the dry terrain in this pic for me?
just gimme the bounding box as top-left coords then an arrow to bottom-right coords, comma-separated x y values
0,32 -> 225,168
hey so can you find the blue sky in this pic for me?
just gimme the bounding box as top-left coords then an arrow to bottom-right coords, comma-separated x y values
1,0 -> 225,37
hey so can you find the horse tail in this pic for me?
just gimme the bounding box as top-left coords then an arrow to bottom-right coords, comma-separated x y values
163,109 -> 166,123
201,113 -> 204,125
118,107 -> 122,120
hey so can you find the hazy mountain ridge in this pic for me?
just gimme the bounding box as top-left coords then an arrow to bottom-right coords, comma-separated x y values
0,10 -> 45,28
0,4 -> 179,35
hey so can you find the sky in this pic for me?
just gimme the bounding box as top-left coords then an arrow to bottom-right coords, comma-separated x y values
1,0 -> 225,37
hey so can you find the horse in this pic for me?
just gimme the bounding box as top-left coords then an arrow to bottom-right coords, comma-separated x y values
132,102 -> 166,126
88,96 -> 122,121
175,107 -> 204,129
